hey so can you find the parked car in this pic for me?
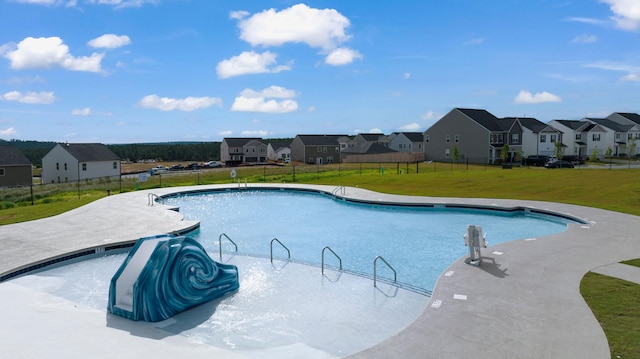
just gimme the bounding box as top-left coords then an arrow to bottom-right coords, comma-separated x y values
149,165 -> 169,175
186,162 -> 201,170
562,155 -> 585,165
203,161 -> 221,168
525,155 -> 550,167
544,160 -> 574,169
169,164 -> 184,171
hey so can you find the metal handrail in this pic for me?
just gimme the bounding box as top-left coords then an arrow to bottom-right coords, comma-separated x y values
373,255 -> 397,287
218,233 -> 238,260
332,185 -> 345,196
147,193 -> 159,206
270,237 -> 290,263
321,246 -> 343,274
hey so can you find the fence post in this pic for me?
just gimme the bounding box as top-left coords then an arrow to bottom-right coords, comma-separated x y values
30,184 -> 34,205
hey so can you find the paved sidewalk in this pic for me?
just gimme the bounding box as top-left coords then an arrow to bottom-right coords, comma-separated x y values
591,263 -> 640,285
1,183 -> 640,358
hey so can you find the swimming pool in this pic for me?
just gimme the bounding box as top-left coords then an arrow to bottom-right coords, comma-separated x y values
162,189 -> 574,292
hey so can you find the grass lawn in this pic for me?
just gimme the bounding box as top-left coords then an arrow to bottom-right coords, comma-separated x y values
1,163 -> 639,354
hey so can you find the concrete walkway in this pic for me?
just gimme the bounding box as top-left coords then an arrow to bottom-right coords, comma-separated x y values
1,183 -> 640,358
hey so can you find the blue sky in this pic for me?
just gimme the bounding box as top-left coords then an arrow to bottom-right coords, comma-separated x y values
0,0 -> 639,144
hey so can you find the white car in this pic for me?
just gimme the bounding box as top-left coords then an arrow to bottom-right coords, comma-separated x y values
203,161 -> 221,168
149,165 -> 169,175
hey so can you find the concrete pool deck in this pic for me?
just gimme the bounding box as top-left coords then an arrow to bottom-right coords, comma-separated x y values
1,183 -> 640,358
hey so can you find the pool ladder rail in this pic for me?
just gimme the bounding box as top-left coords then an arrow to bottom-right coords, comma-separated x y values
147,193 -> 159,206
216,235 -> 404,292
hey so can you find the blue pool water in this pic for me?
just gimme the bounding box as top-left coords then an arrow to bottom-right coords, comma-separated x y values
163,190 -> 573,292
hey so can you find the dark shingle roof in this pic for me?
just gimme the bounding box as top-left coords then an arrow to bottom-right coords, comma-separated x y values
457,108 -> 503,131
553,120 -> 590,130
223,138 -> 263,147
267,140 -> 292,151
501,117 -> 546,132
589,118 -> 633,132
0,145 -> 31,166
296,135 -> 349,146
358,133 -> 385,141
62,143 -> 120,162
342,142 -> 397,154
616,112 -> 640,125
400,132 -> 424,142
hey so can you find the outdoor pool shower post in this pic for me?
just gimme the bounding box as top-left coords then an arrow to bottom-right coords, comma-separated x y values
464,224 -> 487,266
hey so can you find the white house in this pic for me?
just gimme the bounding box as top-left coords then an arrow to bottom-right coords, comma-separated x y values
42,143 -> 120,184
267,140 -> 292,163
387,132 -> 424,154
548,119 -> 592,158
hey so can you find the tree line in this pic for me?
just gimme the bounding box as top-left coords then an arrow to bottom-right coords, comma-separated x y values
2,140 -> 222,166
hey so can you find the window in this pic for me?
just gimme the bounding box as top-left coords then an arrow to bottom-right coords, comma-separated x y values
454,134 -> 459,143
575,134 -> 582,141
425,135 -> 430,143
113,162 -> 118,169
335,147 -> 339,153
82,163 -> 87,171
540,134 -> 547,143
550,134 -> 557,143
327,156 -> 334,163
616,133 -> 621,140
445,134 -> 450,143
511,133 -> 519,143
592,134 -> 601,141
64,163 -> 68,170
418,143 -> 422,149
445,148 -> 450,157
56,162 -> 59,170
0,168 -> 5,176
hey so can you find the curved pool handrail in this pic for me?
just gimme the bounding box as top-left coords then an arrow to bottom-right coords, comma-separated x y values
321,246 -> 343,274
373,255 -> 397,288
270,237 -> 291,263
218,233 -> 238,260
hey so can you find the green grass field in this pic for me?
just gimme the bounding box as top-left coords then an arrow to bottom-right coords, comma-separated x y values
1,163 -> 638,356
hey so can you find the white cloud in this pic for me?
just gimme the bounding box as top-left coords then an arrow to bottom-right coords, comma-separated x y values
399,122 -> 421,131
565,17 -> 607,26
465,37 -> 485,45
233,3 -> 360,65
403,73 -> 411,80
1,91 -> 55,104
241,130 -> 270,137
138,95 -> 222,111
86,0 -> 158,9
218,130 -> 233,137
216,51 -> 290,79
571,34 -> 597,43
236,4 -> 351,49
231,85 -> 298,113
421,110 -> 440,121
585,61 -> 640,81
0,127 -> 17,136
2,37 -> 104,72
72,108 -> 91,116
514,90 -> 561,104
88,34 -> 131,49
324,47 -> 363,66
601,0 -> 640,30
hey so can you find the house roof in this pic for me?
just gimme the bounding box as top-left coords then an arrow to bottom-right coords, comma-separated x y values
60,143 -> 120,162
356,133 -> 385,141
295,134 -> 349,146
0,145 -> 31,166
398,132 -> 424,142
342,142 -> 397,154
501,117 -> 547,132
615,112 -> 640,125
553,119 -> 591,131
223,138 -> 263,147
267,140 -> 291,151
589,118 -> 634,132
457,108 -> 504,131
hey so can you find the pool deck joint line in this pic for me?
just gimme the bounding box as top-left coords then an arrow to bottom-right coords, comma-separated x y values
1,183 -> 640,359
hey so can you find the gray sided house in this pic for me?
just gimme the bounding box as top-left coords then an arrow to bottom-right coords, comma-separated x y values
548,119 -> 593,158
42,143 -> 120,184
220,138 -> 267,165
424,108 -> 517,163
0,144 -> 32,187
266,140 -> 292,163
387,132 -> 424,155
290,135 -> 348,164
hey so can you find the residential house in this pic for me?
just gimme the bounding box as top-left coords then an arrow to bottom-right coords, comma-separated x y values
0,144 -> 32,187
266,140 -> 292,163
534,124 -> 564,158
607,112 -> 640,157
220,138 -> 267,165
547,119 -> 592,158
346,133 -> 385,150
387,132 -> 424,156
290,135 -> 348,164
424,108 -> 538,163
500,117 -> 548,159
587,118 -> 638,157
341,142 -> 422,163
42,143 -> 120,184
